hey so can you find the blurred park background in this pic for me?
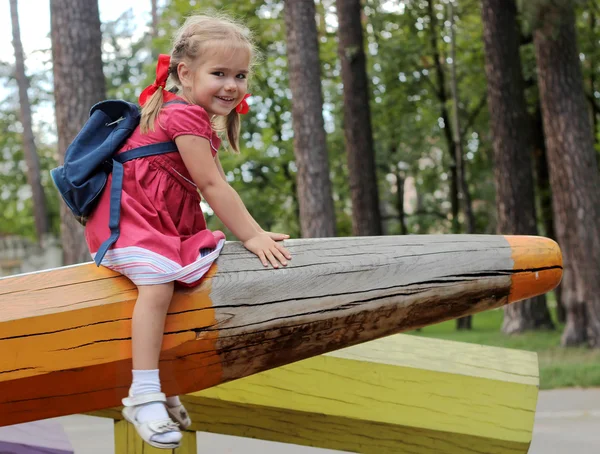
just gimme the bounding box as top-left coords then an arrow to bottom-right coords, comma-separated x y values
1,0 -> 599,393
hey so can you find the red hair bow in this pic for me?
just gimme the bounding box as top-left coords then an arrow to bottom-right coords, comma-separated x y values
236,94 -> 251,114
139,54 -> 178,106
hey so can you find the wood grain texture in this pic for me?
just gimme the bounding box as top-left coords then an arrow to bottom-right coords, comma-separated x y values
95,334 -> 538,453
0,235 -> 561,426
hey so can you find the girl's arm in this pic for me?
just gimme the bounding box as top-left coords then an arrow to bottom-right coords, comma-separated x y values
214,154 -> 264,234
177,135 -> 290,267
214,153 -> 290,242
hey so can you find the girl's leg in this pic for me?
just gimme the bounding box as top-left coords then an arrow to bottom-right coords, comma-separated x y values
128,282 -> 182,445
132,283 -> 174,369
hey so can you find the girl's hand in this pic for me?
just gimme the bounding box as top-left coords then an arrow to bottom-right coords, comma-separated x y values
263,231 -> 290,241
244,232 -> 292,268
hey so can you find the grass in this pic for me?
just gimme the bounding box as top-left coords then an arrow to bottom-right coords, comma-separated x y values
407,306 -> 600,390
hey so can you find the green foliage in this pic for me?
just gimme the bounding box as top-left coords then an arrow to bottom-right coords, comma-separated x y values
0,106 -> 33,236
575,2 -> 600,166
3,0 -> 598,247
0,68 -> 60,239
103,10 -> 153,102
364,0 -> 495,234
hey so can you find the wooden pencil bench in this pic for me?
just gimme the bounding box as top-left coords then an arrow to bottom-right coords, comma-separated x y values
0,234 -> 560,452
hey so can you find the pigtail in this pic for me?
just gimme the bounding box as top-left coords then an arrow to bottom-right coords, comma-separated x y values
225,110 -> 242,153
140,89 -> 165,134
138,54 -> 175,134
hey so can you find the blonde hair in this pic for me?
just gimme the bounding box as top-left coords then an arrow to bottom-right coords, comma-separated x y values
140,13 -> 257,152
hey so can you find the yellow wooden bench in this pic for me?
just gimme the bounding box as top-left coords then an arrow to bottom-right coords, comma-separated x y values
94,333 -> 539,453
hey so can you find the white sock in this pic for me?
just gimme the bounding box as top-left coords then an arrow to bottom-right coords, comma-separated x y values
130,369 -> 182,445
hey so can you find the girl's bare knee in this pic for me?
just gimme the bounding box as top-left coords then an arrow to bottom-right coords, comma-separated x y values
137,283 -> 175,309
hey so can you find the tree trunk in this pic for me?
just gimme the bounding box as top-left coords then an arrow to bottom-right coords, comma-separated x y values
448,2 -> 475,331
456,316 -> 472,330
336,0 -> 382,236
426,0 -> 460,233
393,167 -> 407,235
269,93 -> 300,227
316,0 -> 328,39
589,8 -> 598,147
448,2 -> 475,235
532,105 -> 566,323
150,0 -> 159,60
9,0 -> 49,242
481,0 -> 554,333
534,1 -> 600,347
50,0 -> 106,265
151,0 -> 158,39
283,0 -> 336,238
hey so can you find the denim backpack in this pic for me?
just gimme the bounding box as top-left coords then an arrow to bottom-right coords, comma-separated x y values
51,99 -> 180,265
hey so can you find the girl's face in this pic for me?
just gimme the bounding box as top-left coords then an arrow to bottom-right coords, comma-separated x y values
179,45 -> 250,117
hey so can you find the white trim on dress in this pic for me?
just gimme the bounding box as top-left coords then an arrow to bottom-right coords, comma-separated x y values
91,239 -> 225,286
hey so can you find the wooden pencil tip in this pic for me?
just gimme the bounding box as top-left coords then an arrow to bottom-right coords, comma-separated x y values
505,235 -> 563,303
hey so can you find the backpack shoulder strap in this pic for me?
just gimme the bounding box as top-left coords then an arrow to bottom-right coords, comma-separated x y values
114,141 -> 177,164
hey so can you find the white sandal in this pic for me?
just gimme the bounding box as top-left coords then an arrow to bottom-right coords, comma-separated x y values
167,402 -> 192,429
122,392 -> 182,449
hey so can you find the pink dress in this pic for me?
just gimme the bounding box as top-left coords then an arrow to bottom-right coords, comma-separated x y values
85,101 -> 226,287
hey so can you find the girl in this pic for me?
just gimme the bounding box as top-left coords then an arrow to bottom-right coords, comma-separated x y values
84,14 -> 291,449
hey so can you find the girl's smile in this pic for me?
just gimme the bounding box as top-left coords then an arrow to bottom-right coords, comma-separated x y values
179,46 -> 250,117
